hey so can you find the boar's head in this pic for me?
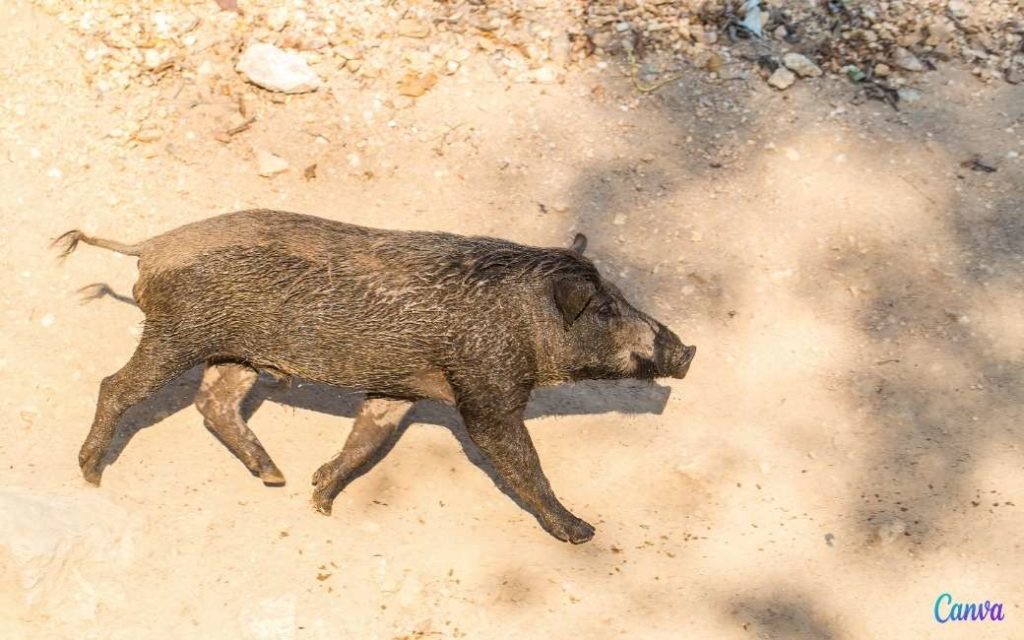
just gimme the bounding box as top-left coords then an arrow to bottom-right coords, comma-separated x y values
548,234 -> 696,382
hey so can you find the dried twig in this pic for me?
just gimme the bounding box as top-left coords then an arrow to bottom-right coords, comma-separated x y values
626,49 -> 681,93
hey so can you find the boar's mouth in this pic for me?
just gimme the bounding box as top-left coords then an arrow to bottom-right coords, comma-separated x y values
631,354 -> 661,380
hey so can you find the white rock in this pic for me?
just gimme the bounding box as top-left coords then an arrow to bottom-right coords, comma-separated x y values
0,488 -> 138,624
256,150 -> 289,177
947,0 -> 969,19
530,65 -> 560,84
237,43 -> 321,93
767,66 -> 796,90
782,52 -> 822,78
549,33 -> 572,65
892,47 -> 924,72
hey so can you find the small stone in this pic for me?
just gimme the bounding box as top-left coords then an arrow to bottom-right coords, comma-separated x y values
335,45 -> 361,60
530,65 -> 560,84
40,313 -> 55,328
591,32 -> 613,51
397,18 -> 430,39
613,213 -> 627,225
897,87 -> 922,103
549,34 -> 571,65
267,8 -> 289,31
946,0 -> 969,19
142,49 -> 167,70
134,126 -> 163,142
872,519 -> 906,546
256,150 -> 289,177
925,20 -> 955,46
236,43 -> 321,93
767,66 -> 796,90
1006,68 -> 1023,85
695,27 -> 717,45
873,63 -> 891,77
892,47 -> 924,72
444,60 -> 460,75
782,52 -> 822,78
398,72 -> 437,97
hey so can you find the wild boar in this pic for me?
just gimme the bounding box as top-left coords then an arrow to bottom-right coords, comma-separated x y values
55,210 -> 695,543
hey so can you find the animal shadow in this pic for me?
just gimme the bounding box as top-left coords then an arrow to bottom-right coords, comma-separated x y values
101,370 -> 673,516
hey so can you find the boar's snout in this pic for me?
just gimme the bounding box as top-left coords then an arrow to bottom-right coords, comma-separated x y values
654,325 -> 696,379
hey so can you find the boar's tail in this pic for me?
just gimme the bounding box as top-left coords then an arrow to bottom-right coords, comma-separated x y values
52,229 -> 143,260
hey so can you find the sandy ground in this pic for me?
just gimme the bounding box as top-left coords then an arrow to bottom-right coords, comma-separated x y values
1,1 -> 1023,638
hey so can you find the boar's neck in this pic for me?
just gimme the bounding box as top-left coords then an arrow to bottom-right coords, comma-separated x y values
528,304 -> 574,387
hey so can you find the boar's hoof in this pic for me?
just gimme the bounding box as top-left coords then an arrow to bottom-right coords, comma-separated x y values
78,447 -> 104,486
310,467 -> 337,515
544,514 -> 596,544
260,465 -> 286,487
311,491 -> 335,516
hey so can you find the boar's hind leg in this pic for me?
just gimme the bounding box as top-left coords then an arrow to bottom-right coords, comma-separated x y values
79,335 -> 197,486
311,397 -> 413,515
195,362 -> 286,486
454,384 -> 595,544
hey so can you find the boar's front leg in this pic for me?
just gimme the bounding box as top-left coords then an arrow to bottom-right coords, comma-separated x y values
195,362 -> 286,486
453,380 -> 595,544
311,396 -> 413,515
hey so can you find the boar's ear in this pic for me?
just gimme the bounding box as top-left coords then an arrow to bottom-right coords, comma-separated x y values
553,276 -> 596,329
569,233 -> 587,255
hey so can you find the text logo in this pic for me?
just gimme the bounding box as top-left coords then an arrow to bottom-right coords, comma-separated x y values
934,593 -> 1005,623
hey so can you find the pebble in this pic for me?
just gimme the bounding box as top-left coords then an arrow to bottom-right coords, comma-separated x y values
398,72 -> 438,98
549,34 -> 571,65
897,87 -> 922,103
872,518 -> 907,546
892,47 -> 924,72
947,0 -> 970,19
236,43 -> 321,93
530,65 -> 560,84
767,67 -> 796,90
335,45 -> 361,60
134,126 -> 164,143
782,52 -> 822,78
397,18 -> 430,39
873,63 -> 891,77
40,313 -> 55,328
256,150 -> 289,177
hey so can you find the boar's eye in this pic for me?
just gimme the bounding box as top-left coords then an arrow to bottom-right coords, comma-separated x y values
596,302 -> 616,320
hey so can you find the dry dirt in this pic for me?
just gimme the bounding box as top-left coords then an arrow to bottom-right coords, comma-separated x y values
1,1 -> 1023,639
